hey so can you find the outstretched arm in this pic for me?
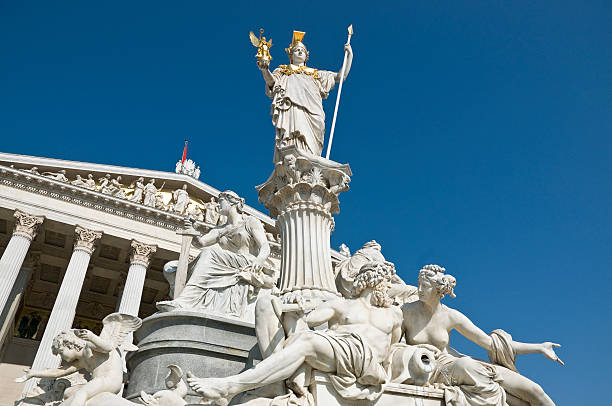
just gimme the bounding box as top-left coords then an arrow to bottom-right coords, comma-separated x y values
335,43 -> 353,82
74,329 -> 113,353
257,60 -> 276,89
23,364 -> 79,380
450,309 -> 564,364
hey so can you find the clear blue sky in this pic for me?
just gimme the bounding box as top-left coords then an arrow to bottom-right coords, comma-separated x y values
1,2 -> 610,403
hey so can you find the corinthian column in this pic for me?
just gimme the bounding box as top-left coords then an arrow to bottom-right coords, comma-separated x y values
23,225 -> 102,396
118,240 -> 156,316
256,146 -> 352,303
0,210 -> 44,315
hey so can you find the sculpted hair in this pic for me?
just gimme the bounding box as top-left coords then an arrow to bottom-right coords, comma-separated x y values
352,262 -> 395,307
418,264 -> 456,299
218,190 -> 245,214
51,330 -> 86,355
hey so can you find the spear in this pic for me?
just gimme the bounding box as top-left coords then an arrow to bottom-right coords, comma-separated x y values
326,24 -> 353,160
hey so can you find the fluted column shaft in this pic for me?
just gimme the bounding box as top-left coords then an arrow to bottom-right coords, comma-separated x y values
0,210 -> 43,315
278,202 -> 336,296
23,225 -> 102,396
256,146 -> 352,303
118,240 -> 156,316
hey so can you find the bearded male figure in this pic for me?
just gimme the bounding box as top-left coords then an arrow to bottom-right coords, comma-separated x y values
186,262 -> 402,405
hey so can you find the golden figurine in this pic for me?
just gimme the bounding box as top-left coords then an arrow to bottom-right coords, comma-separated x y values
249,28 -> 273,62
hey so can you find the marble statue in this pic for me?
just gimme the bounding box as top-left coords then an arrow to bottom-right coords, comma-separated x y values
257,31 -> 353,162
338,243 -> 350,257
129,177 -> 145,203
83,174 -> 96,190
143,179 -> 158,207
98,174 -> 111,193
335,240 -> 417,304
187,202 -> 204,221
42,170 -> 69,182
16,312 -> 142,406
172,184 -> 190,215
71,175 -> 88,188
25,166 -> 40,175
110,176 -> 126,198
157,190 -> 278,319
204,196 -> 220,225
186,261 -> 402,405
155,194 -> 168,210
140,365 -> 188,406
401,265 -> 563,406
175,159 -> 201,180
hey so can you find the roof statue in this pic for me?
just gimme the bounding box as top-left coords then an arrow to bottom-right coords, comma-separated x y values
254,29 -> 354,163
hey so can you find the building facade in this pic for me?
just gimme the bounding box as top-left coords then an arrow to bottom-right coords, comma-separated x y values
0,151 -> 340,403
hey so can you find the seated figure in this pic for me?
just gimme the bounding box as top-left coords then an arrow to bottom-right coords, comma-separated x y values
157,190 -> 278,319
401,265 -> 563,406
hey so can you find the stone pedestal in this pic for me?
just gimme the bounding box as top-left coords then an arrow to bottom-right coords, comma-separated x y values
126,311 -> 261,404
256,146 -> 351,302
311,372 -> 445,406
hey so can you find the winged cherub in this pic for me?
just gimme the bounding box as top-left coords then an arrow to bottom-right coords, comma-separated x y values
17,313 -> 142,406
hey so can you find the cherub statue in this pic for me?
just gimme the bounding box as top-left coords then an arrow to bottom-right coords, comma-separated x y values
16,313 -> 142,406
140,365 -> 188,406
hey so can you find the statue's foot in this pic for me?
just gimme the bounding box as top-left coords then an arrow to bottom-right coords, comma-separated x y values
186,373 -> 234,406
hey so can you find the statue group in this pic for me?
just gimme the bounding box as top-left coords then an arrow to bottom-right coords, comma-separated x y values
16,29 -> 563,406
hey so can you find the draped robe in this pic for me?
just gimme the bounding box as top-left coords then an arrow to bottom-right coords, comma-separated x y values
266,66 -> 337,163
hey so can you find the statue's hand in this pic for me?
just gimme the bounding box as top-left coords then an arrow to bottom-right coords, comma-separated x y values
257,59 -> 270,71
15,368 -> 32,382
541,342 -> 564,365
344,43 -> 353,55
74,329 -> 94,341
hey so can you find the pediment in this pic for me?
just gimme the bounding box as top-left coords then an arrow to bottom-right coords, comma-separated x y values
0,151 -> 276,231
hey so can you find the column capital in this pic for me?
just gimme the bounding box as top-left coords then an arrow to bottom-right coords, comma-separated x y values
129,240 -> 157,267
73,225 -> 103,255
256,146 -> 352,218
13,210 -> 44,240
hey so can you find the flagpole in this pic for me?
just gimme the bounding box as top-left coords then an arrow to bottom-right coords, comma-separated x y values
326,25 -> 353,160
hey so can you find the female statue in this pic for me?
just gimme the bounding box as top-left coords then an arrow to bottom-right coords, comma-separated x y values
401,265 -> 563,406
257,31 -> 353,163
157,191 -> 278,319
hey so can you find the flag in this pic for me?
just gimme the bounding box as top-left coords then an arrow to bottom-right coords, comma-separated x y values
181,140 -> 188,163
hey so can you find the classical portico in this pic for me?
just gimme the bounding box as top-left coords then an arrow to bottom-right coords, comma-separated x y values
0,151 -> 289,403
